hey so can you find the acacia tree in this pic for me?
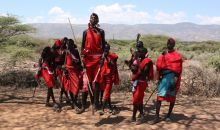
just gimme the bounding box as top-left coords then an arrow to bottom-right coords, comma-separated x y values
0,15 -> 34,43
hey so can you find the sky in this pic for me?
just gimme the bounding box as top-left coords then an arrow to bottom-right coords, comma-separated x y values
0,0 -> 220,25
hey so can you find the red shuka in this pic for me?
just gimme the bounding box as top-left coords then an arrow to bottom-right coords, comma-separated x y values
156,50 -> 183,102
100,52 -> 120,100
132,58 -> 154,81
132,58 -> 154,105
39,63 -> 54,88
132,81 -> 148,105
63,52 -> 80,96
85,28 -> 102,54
82,27 -> 103,83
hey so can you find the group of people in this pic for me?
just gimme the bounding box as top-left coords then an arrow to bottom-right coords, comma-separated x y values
35,13 -> 119,115
35,13 -> 183,125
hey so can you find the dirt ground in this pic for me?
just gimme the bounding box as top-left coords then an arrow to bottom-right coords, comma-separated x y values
0,86 -> 220,130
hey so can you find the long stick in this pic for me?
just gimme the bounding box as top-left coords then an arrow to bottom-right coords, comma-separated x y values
93,53 -> 105,83
32,80 -> 41,98
68,18 -> 94,115
144,86 -> 157,107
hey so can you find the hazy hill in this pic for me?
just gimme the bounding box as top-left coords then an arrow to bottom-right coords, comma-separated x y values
30,23 -> 220,41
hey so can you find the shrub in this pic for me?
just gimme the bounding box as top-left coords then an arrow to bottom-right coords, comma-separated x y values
208,55 -> 220,71
181,62 -> 220,97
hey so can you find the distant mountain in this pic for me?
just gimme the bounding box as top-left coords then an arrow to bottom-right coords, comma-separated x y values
30,23 -> 220,41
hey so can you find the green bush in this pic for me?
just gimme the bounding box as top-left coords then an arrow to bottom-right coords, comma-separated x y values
208,55 -> 220,71
12,50 -> 33,60
138,35 -> 169,51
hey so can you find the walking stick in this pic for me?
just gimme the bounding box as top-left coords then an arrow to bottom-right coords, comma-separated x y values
93,53 -> 105,83
32,79 -> 42,98
144,86 -> 158,107
32,81 -> 38,98
68,18 -> 94,115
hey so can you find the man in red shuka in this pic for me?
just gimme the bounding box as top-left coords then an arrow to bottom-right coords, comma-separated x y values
35,46 -> 56,107
81,13 -> 106,110
99,43 -> 119,115
52,38 -> 70,104
152,38 -> 183,124
63,39 -> 82,110
129,42 -> 154,124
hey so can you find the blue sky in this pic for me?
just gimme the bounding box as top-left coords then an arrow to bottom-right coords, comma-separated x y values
0,0 -> 220,24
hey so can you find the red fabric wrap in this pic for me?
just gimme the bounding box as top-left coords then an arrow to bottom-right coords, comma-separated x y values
40,63 -> 54,88
156,50 -> 182,91
157,95 -> 176,103
132,58 -> 154,81
156,50 -> 182,76
132,80 -> 148,105
82,28 -> 103,83
83,55 -> 102,83
100,52 -> 120,85
102,76 -> 112,101
84,28 -> 102,54
63,52 -> 80,96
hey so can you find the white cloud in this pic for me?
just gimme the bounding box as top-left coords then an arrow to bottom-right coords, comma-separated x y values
25,6 -> 87,23
48,6 -> 76,23
48,6 -> 64,15
196,15 -> 220,25
24,4 -> 189,24
91,3 -> 151,24
154,11 -> 186,24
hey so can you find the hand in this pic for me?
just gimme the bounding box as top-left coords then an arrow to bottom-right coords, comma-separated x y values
156,80 -> 160,86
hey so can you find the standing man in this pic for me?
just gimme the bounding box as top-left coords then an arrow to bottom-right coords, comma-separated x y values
153,38 -> 183,124
52,39 -> 70,104
35,46 -> 57,107
81,13 -> 106,111
63,39 -> 82,110
130,46 -> 154,124
99,43 -> 120,114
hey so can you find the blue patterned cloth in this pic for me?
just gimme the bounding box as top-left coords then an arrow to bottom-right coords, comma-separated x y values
158,70 -> 176,97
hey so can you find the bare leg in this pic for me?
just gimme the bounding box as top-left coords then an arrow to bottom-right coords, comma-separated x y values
131,105 -> 138,122
165,102 -> 175,120
151,101 -> 161,124
76,92 -> 88,114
